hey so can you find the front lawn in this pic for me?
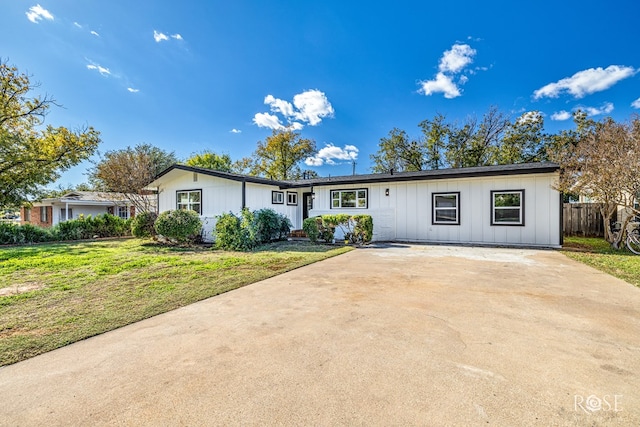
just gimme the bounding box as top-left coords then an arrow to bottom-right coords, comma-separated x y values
562,236 -> 640,288
0,239 -> 351,366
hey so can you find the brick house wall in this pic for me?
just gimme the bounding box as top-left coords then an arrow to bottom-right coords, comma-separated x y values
21,206 -> 53,227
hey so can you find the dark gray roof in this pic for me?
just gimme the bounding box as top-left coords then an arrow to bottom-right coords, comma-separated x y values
153,162 -> 559,189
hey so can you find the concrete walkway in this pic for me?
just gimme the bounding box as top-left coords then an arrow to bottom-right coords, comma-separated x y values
1,244 -> 639,426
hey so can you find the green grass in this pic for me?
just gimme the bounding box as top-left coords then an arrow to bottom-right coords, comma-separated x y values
0,238 -> 352,366
562,236 -> 640,288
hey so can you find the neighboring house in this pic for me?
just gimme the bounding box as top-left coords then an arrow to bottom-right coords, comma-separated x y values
20,191 -> 138,228
147,162 -> 562,248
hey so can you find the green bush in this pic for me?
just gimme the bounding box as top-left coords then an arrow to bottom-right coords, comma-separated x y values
303,217 -> 320,243
215,208 -> 293,251
131,211 -> 158,238
352,215 -> 373,243
155,209 -> 202,244
214,212 -> 246,251
303,214 -> 373,245
0,222 -> 54,245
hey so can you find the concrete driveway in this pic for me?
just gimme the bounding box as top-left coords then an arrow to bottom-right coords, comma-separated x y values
1,244 -> 639,426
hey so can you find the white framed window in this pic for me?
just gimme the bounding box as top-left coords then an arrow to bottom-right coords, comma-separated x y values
287,192 -> 298,206
177,190 -> 202,214
432,192 -> 460,225
117,206 -> 129,219
331,189 -> 368,209
272,191 -> 284,204
491,190 -> 524,226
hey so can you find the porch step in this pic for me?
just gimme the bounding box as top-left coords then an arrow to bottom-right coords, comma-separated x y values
289,229 -> 307,238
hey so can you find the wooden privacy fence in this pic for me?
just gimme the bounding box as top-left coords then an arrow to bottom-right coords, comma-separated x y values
563,203 -> 609,237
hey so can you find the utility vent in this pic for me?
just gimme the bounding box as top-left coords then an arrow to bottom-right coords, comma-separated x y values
193,172 -> 198,182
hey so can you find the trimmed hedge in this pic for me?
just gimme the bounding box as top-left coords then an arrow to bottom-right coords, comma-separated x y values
131,211 -> 158,238
0,214 -> 131,245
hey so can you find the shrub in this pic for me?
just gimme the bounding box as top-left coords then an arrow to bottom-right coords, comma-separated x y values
215,212 -> 246,251
352,215 -> 373,243
303,217 -> 319,243
155,209 -> 202,244
131,211 -> 158,238
215,208 -> 293,251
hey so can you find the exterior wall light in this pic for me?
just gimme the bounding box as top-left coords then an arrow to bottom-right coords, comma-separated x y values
385,188 -> 390,196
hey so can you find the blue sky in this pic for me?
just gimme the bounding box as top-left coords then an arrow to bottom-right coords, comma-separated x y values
2,1 -> 639,186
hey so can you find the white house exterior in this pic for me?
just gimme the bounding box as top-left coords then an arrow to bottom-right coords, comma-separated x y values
147,162 -> 562,248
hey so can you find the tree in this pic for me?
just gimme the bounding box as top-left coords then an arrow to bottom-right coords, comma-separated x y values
445,106 -> 511,168
370,128 -> 426,173
246,129 -> 316,180
419,113 -> 449,170
0,59 -> 101,206
498,111 -> 547,164
551,113 -> 640,248
89,144 -> 178,212
185,151 -> 233,172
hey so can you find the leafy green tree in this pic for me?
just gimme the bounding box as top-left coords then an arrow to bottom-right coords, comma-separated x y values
498,111 -> 547,164
246,129 -> 316,180
89,144 -> 178,212
185,151 -> 233,172
419,113 -> 449,170
370,128 -> 425,173
0,59 -> 101,206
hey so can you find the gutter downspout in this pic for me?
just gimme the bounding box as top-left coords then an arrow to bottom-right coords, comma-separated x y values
65,201 -> 69,221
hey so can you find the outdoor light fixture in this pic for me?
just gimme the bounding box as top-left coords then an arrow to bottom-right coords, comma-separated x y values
385,188 -> 390,196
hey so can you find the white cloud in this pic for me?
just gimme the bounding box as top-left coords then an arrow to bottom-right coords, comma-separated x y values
153,30 -> 169,42
230,129 -> 242,134
439,43 -> 476,73
127,87 -> 139,93
265,95 -> 295,117
90,30 -> 100,37
255,89 -> 334,130
292,90 -> 334,125
73,22 -> 82,29
87,64 -> 111,76
582,102 -> 614,117
305,144 -> 359,166
418,43 -> 478,99
632,98 -> 640,109
533,65 -> 637,99
419,72 -> 461,99
171,34 -> 183,40
551,110 -> 572,121
26,4 -> 54,23
253,112 -> 284,130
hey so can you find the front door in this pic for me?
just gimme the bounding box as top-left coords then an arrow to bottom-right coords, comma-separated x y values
303,192 -> 313,220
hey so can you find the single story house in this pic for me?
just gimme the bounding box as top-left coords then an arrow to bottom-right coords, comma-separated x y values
21,191 -> 137,228
147,162 -> 562,248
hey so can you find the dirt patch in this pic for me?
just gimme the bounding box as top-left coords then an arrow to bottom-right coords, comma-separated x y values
0,283 -> 46,296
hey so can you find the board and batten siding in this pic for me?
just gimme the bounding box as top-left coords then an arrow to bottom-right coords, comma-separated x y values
310,172 -> 561,248
156,172 -> 304,231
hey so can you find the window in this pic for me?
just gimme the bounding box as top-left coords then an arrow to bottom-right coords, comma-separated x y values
40,206 -> 48,222
287,192 -> 298,206
272,191 -> 284,204
60,208 -> 73,221
177,190 -> 202,214
491,190 -> 524,226
24,208 -> 31,222
117,206 -> 129,219
432,192 -> 460,225
331,189 -> 368,209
